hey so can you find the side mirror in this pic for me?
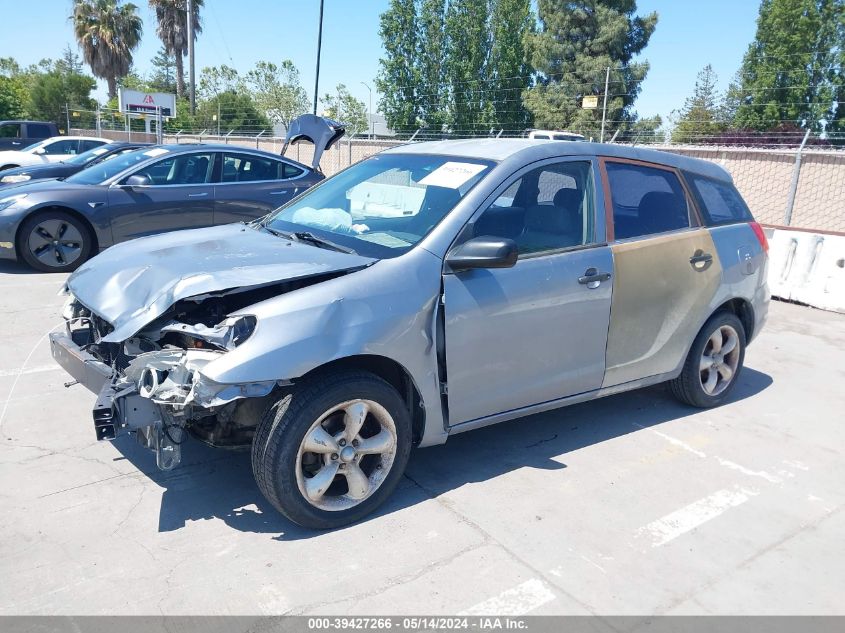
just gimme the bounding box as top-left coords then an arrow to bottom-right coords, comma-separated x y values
446,236 -> 518,272
33,147 -> 46,155
124,173 -> 152,187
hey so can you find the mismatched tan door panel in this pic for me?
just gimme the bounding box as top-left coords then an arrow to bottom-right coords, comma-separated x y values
603,229 -> 721,387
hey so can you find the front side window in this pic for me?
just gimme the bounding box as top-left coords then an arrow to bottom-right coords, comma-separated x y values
605,162 -> 692,240
42,139 -> 80,155
222,153 -> 287,182
64,145 -> 112,166
264,153 -> 494,258
685,173 -> 752,225
470,161 -> 594,255
135,152 -> 215,185
0,124 -> 21,138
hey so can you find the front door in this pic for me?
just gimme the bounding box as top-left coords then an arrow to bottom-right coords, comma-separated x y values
443,159 -> 613,426
600,159 -> 722,387
107,151 -> 217,242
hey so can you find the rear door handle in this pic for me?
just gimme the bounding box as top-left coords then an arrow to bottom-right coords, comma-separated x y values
578,267 -> 612,288
188,192 -> 209,198
690,250 -> 713,271
269,190 -> 289,195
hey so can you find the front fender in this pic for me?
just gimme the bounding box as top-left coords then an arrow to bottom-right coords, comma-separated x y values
200,246 -> 448,446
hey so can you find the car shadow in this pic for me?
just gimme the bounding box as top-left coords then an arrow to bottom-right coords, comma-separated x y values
0,259 -> 41,275
109,367 -> 773,539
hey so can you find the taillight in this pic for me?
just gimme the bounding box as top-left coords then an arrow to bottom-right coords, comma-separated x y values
749,221 -> 769,253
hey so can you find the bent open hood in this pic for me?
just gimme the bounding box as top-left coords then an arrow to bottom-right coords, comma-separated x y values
67,223 -> 375,342
281,114 -> 346,170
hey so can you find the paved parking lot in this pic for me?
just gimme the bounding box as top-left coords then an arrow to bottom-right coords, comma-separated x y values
0,257 -> 843,616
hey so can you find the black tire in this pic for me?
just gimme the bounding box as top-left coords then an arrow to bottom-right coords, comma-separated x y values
18,210 -> 94,273
670,311 -> 746,408
251,370 -> 413,529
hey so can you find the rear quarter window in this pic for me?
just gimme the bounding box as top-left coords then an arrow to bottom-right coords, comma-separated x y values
685,173 -> 752,225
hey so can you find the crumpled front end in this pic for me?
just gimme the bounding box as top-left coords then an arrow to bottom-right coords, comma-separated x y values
50,294 -> 281,471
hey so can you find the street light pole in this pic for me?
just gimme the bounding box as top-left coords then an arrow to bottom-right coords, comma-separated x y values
187,0 -> 196,114
313,0 -> 324,115
361,81 -> 372,139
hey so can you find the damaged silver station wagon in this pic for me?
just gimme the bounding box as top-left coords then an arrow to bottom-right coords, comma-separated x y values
50,140 -> 770,529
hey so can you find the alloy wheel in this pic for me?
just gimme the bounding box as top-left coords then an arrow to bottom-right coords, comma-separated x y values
27,219 -> 84,269
295,399 -> 398,512
699,324 -> 741,396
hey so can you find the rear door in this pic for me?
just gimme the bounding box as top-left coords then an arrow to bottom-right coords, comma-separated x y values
107,150 -> 217,242
600,158 -> 722,388
214,151 -> 310,223
0,123 -> 23,149
443,158 -> 614,425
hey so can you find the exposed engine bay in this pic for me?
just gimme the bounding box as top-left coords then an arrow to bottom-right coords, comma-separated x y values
58,272 -> 347,470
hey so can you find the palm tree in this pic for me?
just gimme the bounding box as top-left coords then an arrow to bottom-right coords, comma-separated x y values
72,0 -> 143,99
149,0 -> 203,98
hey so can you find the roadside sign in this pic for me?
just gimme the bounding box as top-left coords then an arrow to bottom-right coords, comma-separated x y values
118,88 -> 176,118
582,95 -> 599,109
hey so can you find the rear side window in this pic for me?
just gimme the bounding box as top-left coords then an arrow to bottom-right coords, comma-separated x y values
222,152 -> 295,182
685,173 -> 752,225
605,162 -> 691,240
27,124 -> 52,138
80,139 -> 106,152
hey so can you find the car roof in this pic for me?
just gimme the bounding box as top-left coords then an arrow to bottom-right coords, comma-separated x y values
383,139 -> 732,182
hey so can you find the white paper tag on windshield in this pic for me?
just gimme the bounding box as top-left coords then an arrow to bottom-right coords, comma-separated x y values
143,148 -> 170,157
419,161 -> 486,189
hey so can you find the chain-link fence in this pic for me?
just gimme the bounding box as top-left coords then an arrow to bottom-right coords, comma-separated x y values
69,112 -> 845,235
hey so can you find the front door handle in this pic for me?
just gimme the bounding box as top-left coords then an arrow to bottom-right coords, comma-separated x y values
188,192 -> 209,198
578,267 -> 612,288
690,250 -> 713,271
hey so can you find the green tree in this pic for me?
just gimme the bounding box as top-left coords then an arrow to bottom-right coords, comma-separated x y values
0,75 -> 28,120
376,0 -> 419,135
245,60 -> 309,129
198,64 -> 242,100
149,47 -> 178,93
830,2 -> 845,139
197,90 -> 270,134
57,45 -> 84,75
444,0 -> 492,134
524,0 -> 658,139
732,0 -> 841,132
29,67 -> 97,126
416,0 -> 447,131
321,84 -> 369,138
72,0 -> 143,99
671,65 -> 727,143
488,0 -> 534,133
148,0 -> 203,98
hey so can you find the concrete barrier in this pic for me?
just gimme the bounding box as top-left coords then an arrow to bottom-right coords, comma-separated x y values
767,227 -> 845,314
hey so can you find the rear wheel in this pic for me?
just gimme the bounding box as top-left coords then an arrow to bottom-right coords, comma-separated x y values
670,311 -> 746,408
18,210 -> 93,272
251,371 -> 412,529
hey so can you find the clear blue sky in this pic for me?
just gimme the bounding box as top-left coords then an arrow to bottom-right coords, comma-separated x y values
1,0 -> 761,123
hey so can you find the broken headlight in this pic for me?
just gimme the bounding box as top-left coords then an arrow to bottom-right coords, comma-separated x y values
225,315 -> 257,347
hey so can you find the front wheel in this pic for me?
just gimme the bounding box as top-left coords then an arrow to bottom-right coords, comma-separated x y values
670,311 -> 746,408
251,371 -> 412,529
18,210 -> 93,272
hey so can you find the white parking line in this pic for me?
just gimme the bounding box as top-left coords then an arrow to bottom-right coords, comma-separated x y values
638,486 -> 759,547
0,364 -> 60,378
459,578 -> 556,616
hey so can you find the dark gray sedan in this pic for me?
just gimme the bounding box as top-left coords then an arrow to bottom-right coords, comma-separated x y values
0,144 -> 322,271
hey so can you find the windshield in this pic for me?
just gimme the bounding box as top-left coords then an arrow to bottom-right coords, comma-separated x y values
63,144 -> 113,166
66,147 -> 170,185
264,153 -> 494,258
21,140 -> 46,152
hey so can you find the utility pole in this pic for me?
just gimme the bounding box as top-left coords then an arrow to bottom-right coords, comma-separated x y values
313,0 -> 324,115
187,0 -> 196,114
600,67 -> 610,143
361,81 -> 372,139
